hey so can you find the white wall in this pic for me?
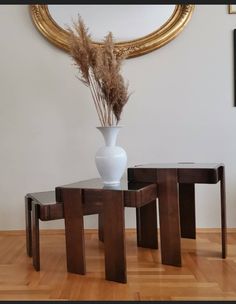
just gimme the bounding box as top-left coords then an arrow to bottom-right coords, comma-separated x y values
0,5 -> 236,230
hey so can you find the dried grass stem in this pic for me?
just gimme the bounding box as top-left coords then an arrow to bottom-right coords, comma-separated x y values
68,17 -> 130,126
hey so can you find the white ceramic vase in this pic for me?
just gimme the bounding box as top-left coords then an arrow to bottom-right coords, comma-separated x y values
95,126 -> 127,185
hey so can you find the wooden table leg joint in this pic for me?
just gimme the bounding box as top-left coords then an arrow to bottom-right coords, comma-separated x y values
220,166 -> 227,259
179,183 -> 196,239
136,200 -> 158,249
103,190 -> 127,283
63,188 -> 86,275
157,169 -> 182,267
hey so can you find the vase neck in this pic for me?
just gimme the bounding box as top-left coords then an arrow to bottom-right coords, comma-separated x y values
97,126 -> 121,146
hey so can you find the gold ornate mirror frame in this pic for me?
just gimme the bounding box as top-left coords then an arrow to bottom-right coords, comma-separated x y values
30,5 -> 194,58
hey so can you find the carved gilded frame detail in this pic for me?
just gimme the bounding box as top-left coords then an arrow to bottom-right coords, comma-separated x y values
30,5 -> 194,59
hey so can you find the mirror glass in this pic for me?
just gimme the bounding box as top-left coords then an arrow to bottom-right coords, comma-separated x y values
48,5 -> 176,42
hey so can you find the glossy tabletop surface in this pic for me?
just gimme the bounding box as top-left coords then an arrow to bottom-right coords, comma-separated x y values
131,163 -> 224,169
26,191 -> 56,205
56,178 -> 155,192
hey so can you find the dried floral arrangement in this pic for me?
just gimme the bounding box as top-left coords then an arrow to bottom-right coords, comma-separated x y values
68,17 -> 130,126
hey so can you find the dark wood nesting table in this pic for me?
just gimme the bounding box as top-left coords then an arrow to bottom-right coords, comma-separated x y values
128,162 -> 227,267
55,178 -> 157,283
54,163 -> 226,284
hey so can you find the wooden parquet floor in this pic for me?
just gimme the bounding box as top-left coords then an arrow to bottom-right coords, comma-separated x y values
0,229 -> 236,300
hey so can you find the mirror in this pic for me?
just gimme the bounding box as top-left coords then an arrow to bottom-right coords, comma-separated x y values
48,5 -> 176,41
30,5 -> 194,58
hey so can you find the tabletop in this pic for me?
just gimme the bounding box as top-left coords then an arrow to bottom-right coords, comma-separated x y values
26,191 -> 56,205
55,178 -> 156,192
128,162 -> 225,184
132,162 -> 224,169
55,178 -> 157,208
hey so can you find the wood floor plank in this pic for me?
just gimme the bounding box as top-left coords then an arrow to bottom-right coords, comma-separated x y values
0,230 -> 235,300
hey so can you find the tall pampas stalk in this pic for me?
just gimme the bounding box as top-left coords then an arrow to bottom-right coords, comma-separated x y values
68,17 -> 130,126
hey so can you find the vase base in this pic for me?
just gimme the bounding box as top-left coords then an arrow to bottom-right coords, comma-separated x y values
102,181 -> 122,189
103,181 -> 120,185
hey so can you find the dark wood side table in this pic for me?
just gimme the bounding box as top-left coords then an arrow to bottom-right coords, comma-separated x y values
25,191 -> 102,271
128,163 -> 227,267
55,178 -> 157,283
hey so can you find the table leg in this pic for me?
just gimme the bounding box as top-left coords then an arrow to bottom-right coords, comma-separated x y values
220,166 -> 227,258
136,200 -> 158,249
179,183 -> 196,239
63,188 -> 86,274
98,213 -> 104,242
25,196 -> 32,257
32,201 -> 40,271
157,169 -> 181,267
103,190 -> 127,283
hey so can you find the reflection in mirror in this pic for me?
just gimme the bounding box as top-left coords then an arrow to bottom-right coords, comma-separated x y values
30,5 -> 194,58
48,5 -> 176,42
